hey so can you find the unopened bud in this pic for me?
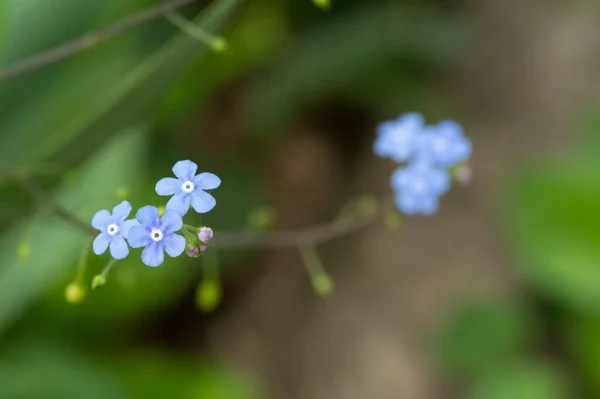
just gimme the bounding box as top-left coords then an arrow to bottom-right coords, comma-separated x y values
200,243 -> 209,252
211,38 -> 228,52
157,206 -> 166,216
116,186 -> 129,200
313,0 -> 331,10
384,212 -> 401,230
196,280 -> 222,313
455,163 -> 472,185
186,246 -> 200,258
16,243 -> 31,263
65,282 -> 86,304
357,195 -> 378,215
91,274 -> 106,290
312,274 -> 334,296
198,227 -> 213,244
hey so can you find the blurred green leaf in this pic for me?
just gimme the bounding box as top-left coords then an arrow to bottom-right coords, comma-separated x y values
436,299 -> 537,379
507,145 -> 600,313
466,360 -> 568,399
0,127 -> 146,336
566,315 -> 600,396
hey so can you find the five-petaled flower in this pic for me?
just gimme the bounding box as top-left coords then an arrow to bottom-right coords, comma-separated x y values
390,163 -> 450,215
155,160 -> 221,216
127,206 -> 186,267
417,120 -> 471,168
91,200 -> 139,259
373,112 -> 424,162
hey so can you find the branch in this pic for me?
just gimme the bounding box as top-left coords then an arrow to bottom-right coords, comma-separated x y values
0,0 -> 199,82
1,159 -> 390,249
0,159 -> 96,235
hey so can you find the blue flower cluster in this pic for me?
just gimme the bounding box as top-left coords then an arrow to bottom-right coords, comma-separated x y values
374,113 -> 471,215
91,160 -> 220,266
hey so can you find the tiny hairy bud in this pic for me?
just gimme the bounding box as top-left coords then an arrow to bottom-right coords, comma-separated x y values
197,227 -> 213,244
196,280 -> 222,313
157,206 -> 166,216
186,246 -> 200,258
211,38 -> 228,52
200,243 -> 209,253
91,274 -> 106,290
312,274 -> 334,296
65,282 -> 86,304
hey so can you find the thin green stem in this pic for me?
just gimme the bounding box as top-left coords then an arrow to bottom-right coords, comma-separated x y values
75,239 -> 92,283
165,12 -> 227,51
298,243 -> 327,280
100,259 -> 117,279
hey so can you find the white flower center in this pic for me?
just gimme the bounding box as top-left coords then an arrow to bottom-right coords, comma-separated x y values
106,223 -> 119,236
432,137 -> 448,153
150,228 -> 164,242
411,178 -> 427,194
181,180 -> 195,194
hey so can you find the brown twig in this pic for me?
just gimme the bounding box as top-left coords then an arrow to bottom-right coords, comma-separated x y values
0,159 -> 390,249
0,0 -> 199,82
0,159 -> 96,235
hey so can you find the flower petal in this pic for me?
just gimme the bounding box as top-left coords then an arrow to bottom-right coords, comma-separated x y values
91,210 -> 111,230
111,200 -> 132,222
159,210 -> 183,235
155,177 -> 180,196
93,233 -> 111,255
109,236 -> 129,259
121,219 -> 141,238
127,226 -> 150,248
136,205 -> 159,228
190,190 -> 216,213
193,173 -> 221,190
166,193 -> 191,216
141,242 -> 164,267
163,233 -> 186,257
172,160 -> 197,181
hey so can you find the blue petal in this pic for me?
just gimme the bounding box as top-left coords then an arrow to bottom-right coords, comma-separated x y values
121,219 -> 141,238
127,226 -> 150,248
193,173 -> 221,190
395,193 -> 418,215
397,112 -> 424,126
109,236 -> 129,259
163,233 -> 186,257
136,206 -> 159,228
159,210 -> 183,235
417,195 -> 439,215
91,209 -> 111,230
156,177 -> 180,196
142,242 -> 164,267
93,233 -> 111,255
111,200 -> 132,222
172,160 -> 197,181
166,193 -> 191,216
190,190 -> 216,213
430,169 -> 451,195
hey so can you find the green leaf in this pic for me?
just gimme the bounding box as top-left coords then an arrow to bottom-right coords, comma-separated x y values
466,360 -> 568,399
0,127 -> 147,336
436,299 -> 537,379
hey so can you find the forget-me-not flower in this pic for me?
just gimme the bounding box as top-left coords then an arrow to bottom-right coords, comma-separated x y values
416,120 -> 471,168
390,163 -> 451,215
91,200 -> 139,259
155,160 -> 221,216
373,113 -> 424,162
127,206 -> 186,267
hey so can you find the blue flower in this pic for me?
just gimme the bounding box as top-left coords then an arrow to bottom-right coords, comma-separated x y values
127,206 -> 186,267
390,163 -> 450,215
373,113 -> 424,162
416,120 -> 471,168
91,201 -> 139,259
155,160 -> 221,216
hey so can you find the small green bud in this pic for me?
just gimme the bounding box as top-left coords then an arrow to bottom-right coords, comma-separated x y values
116,186 -> 129,200
16,243 -> 31,263
356,195 -> 378,215
65,282 -> 86,304
384,212 -> 401,230
249,206 -> 278,230
211,37 -> 228,52
195,280 -> 222,313
313,0 -> 331,10
157,205 -> 166,216
312,274 -> 333,296
91,274 -> 106,290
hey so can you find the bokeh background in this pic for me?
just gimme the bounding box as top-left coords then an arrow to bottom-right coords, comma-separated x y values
1,0 -> 600,398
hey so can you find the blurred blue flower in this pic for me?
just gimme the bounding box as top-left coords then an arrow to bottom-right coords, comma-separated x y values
373,113 -> 424,162
390,163 -> 451,215
91,200 -> 139,259
155,160 -> 221,216
127,206 -> 186,267
417,120 -> 471,167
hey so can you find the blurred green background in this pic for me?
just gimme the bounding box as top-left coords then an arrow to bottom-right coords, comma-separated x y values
0,0 -> 599,398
